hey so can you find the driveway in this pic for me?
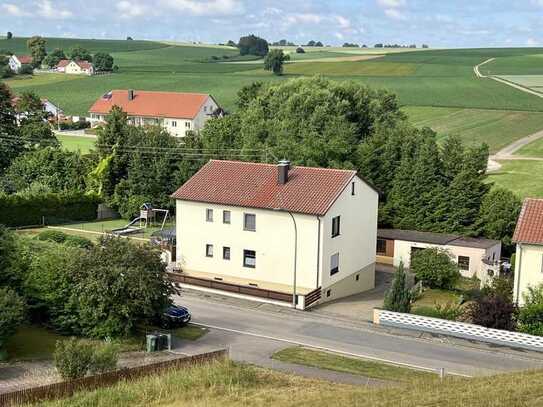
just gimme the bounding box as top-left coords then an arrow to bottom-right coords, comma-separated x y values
309,265 -> 401,321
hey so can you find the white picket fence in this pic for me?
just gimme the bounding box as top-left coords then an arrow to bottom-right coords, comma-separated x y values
373,308 -> 543,352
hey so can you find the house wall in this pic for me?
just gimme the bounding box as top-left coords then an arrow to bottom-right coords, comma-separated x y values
387,240 -> 500,283
514,243 -> 543,305
318,176 -> 378,302
8,56 -> 20,72
192,96 -> 219,131
162,117 -> 195,137
65,62 -> 83,74
176,200 -> 320,291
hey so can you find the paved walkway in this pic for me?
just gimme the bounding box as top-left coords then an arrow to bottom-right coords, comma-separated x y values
487,128 -> 543,172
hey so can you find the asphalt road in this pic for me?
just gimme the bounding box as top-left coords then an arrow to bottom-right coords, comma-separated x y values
174,291 -> 543,377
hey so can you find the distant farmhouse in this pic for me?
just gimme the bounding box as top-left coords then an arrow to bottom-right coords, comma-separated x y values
513,198 -> 543,305
376,229 -> 501,285
170,159 -> 379,309
88,90 -> 221,137
56,59 -> 94,75
8,54 -> 33,73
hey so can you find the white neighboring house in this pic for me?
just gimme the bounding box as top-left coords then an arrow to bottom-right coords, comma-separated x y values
56,59 -> 94,75
11,97 -> 63,123
171,159 -> 379,309
87,90 -> 221,137
513,198 -> 543,305
376,229 -> 501,285
8,55 -> 33,73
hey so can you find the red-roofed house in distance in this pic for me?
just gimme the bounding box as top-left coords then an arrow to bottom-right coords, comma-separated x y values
88,90 -> 220,137
8,55 -> 33,73
170,159 -> 379,309
513,198 -> 543,304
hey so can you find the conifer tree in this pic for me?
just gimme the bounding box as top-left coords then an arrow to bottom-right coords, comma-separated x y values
383,261 -> 411,313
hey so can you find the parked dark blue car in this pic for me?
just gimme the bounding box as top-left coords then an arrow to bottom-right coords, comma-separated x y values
162,305 -> 191,328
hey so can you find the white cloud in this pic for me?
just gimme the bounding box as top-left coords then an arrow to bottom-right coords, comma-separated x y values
384,8 -> 407,20
527,37 -> 539,46
285,13 -> 323,25
334,32 -> 344,40
160,0 -> 244,16
377,0 -> 406,8
1,3 -> 30,16
116,1 -> 148,18
335,15 -> 351,29
37,0 -> 73,19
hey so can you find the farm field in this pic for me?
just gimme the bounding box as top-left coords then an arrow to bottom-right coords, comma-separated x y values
403,106 -> 543,153
495,75 -> 543,95
516,137 -> 543,157
487,160 -> 543,198
56,134 -> 96,153
480,53 -> 543,76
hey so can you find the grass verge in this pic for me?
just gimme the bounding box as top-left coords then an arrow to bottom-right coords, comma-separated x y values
57,134 -> 96,154
171,324 -> 208,341
272,346 -> 433,382
487,159 -> 543,198
32,358 -> 543,407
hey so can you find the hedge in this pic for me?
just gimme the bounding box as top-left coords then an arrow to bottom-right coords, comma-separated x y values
0,192 -> 101,227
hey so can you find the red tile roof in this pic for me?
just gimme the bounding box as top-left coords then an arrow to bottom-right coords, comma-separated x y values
171,160 -> 358,216
16,55 -> 33,64
56,59 -> 70,68
88,90 -> 210,119
513,198 -> 543,245
74,60 -> 93,70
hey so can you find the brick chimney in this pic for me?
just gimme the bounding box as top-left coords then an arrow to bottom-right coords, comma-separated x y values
128,89 -> 135,101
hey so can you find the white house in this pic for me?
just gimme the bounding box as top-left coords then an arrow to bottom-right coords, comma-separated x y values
170,159 -> 379,309
56,59 -> 94,75
376,229 -> 501,285
87,90 -> 220,137
8,55 -> 33,73
513,198 -> 543,305
11,97 -> 63,123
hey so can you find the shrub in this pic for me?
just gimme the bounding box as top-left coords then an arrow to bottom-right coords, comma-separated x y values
383,261 -> 412,313
54,338 -> 94,380
468,295 -> 517,330
412,302 -> 463,321
18,64 -> 33,75
89,342 -> 119,375
411,248 -> 460,290
64,235 -> 93,249
36,229 -> 68,243
0,288 -> 25,359
518,284 -> 543,336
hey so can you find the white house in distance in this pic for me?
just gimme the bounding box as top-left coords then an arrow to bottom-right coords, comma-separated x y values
376,229 -> 501,284
170,159 -> 379,309
11,97 -> 63,123
8,55 -> 33,72
56,59 -> 94,75
513,198 -> 543,305
87,90 -> 220,137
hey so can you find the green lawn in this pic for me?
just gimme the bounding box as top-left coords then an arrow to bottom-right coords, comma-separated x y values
272,346 -> 433,383
172,324 -> 208,341
4,325 -> 142,361
285,61 -> 417,76
411,289 -> 462,309
403,106 -> 543,153
50,218 -> 175,240
487,160 -> 543,198
57,134 -> 96,153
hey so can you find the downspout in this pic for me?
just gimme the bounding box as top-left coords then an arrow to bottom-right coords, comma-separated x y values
515,244 -> 522,304
316,216 -> 321,288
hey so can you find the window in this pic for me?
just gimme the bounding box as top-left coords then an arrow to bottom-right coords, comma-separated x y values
376,239 -> 387,255
185,122 -> 191,128
243,250 -> 256,268
244,213 -> 256,231
330,253 -> 339,275
206,244 -> 214,257
351,182 -> 355,196
171,120 -> 177,127
326,289 -> 331,298
223,210 -> 231,224
355,274 -> 360,281
223,247 -> 230,260
206,208 -> 213,222
458,256 -> 470,271
332,216 -> 340,238
203,106 -> 207,112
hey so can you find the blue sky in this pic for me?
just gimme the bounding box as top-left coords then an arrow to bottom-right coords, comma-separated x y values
1,0 -> 542,48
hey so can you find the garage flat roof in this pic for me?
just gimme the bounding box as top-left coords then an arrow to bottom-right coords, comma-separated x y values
377,229 -> 500,249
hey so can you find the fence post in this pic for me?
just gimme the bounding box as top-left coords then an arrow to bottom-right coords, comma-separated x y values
439,367 -> 445,380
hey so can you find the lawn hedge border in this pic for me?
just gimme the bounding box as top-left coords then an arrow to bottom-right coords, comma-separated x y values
0,192 -> 101,227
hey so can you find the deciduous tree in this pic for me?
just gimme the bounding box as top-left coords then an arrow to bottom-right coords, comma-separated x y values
27,36 -> 47,67
264,49 -> 290,75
